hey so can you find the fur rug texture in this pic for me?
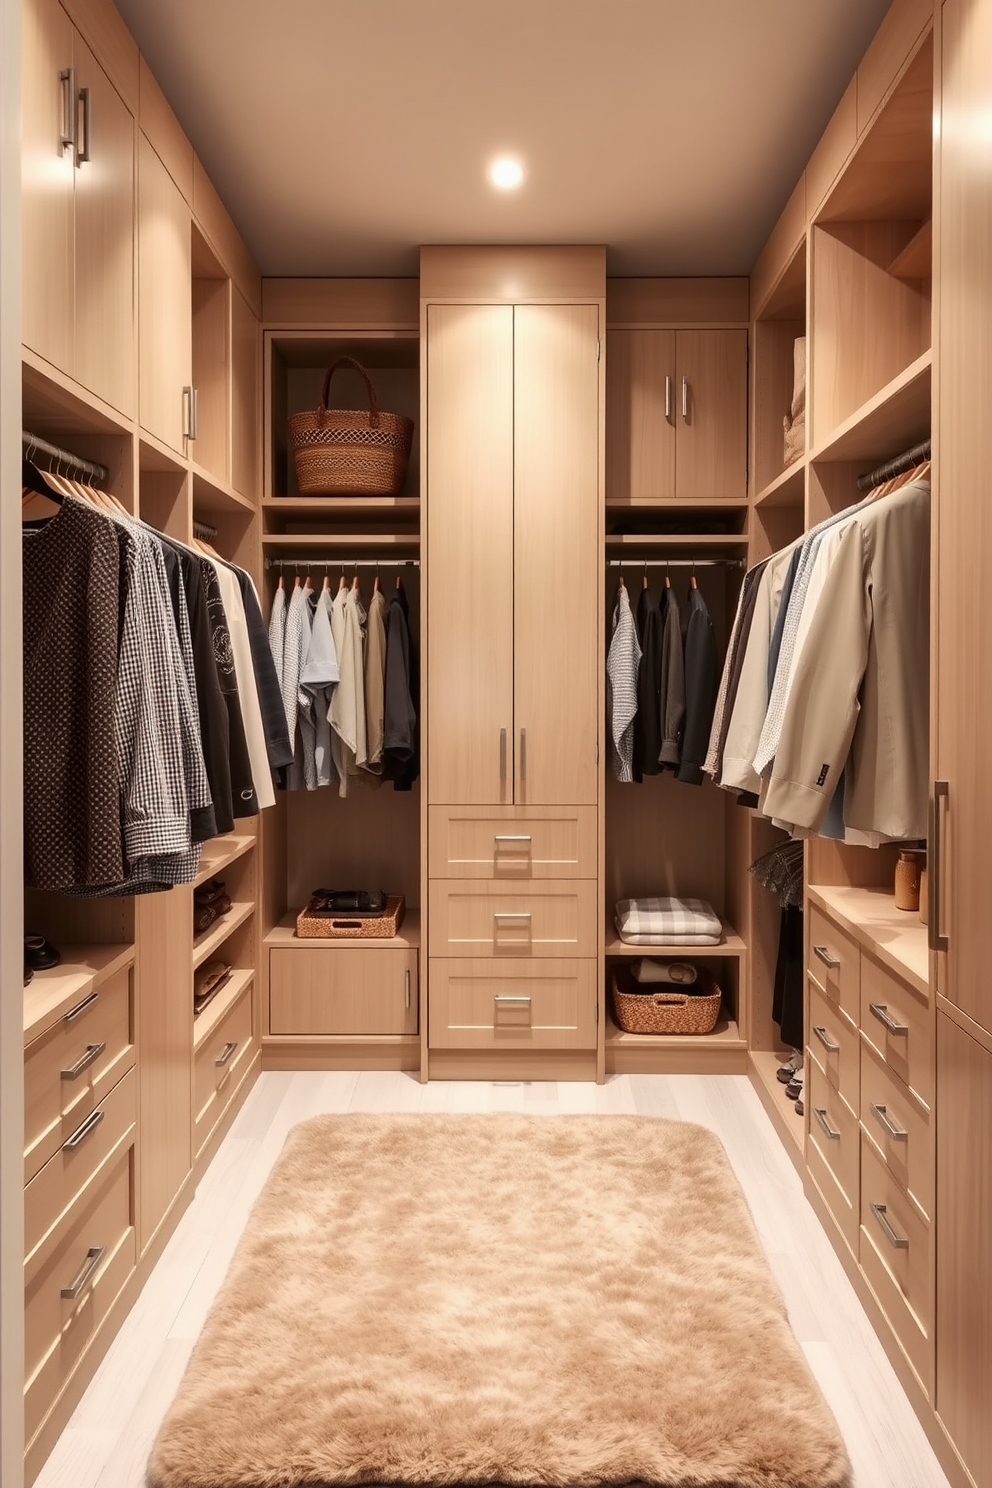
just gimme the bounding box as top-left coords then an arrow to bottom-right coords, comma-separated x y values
147,1114 -> 851,1488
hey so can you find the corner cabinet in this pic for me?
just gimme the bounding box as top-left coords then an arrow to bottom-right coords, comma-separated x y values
423,248 -> 605,1081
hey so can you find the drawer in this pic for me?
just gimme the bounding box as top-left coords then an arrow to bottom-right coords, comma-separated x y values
25,965 -> 134,1185
24,1144 -> 135,1450
269,948 -> 418,1036
860,953 -> 932,1110
194,983 -> 254,1157
808,976 -> 859,1116
860,1131 -> 931,1385
428,806 -> 597,880
807,906 -> 860,1026
428,880 -> 598,958
428,959 -> 598,1050
806,1058 -> 860,1254
25,1067 -> 136,1268
861,1039 -> 932,1220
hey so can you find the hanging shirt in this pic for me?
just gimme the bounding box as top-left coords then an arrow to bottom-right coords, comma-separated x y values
704,558 -> 768,781
676,586 -> 718,786
268,583 -> 287,693
300,584 -> 340,789
658,587 -> 685,770
201,552 -> 277,811
382,581 -> 419,790
341,584 -> 369,782
282,580 -> 314,792
632,584 -> 662,780
607,583 -> 641,783
364,585 -> 388,774
327,585 -> 352,794
201,560 -> 257,817
233,567 -> 294,774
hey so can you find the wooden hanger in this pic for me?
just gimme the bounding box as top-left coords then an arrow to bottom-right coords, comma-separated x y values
22,459 -> 64,520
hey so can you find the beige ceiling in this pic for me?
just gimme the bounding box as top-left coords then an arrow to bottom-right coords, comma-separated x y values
114,0 -> 893,278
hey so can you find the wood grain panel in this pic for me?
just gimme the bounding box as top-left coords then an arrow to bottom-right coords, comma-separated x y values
191,275 -> 230,483
860,954 -> 932,1111
935,1011 -> 992,1482
269,948 -> 417,1036
262,277 -> 419,327
428,958 -> 597,1049
674,328 -> 748,499
138,133 -> 190,455
606,278 -> 749,327
421,246 -> 605,302
808,977 -> 860,1117
61,0 -> 138,113
514,303 -> 600,805
138,55 -> 193,201
750,176 -> 806,314
191,154 -> 261,317
193,982 -> 253,1154
605,329 -> 676,503
807,78 -> 858,219
231,287 -> 260,500
426,303 -> 514,805
428,805 -> 597,881
860,1131 -> 931,1388
860,1038 -> 932,1221
753,316 -> 805,494
807,905 -> 861,1027
857,0 -> 934,135
806,1057 -> 860,1254
22,0 -> 75,375
428,880 -> 597,958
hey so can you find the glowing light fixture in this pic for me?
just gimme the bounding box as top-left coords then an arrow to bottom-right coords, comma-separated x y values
489,156 -> 525,190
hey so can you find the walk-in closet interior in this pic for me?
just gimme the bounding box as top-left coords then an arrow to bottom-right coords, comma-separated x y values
2,0 -> 991,1485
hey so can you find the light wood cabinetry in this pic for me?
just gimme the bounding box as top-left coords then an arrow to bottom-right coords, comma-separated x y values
138,131 -> 190,455
428,959 -> 598,1051
269,950 -> 417,1037
231,286 -> 260,498
21,0 -> 74,378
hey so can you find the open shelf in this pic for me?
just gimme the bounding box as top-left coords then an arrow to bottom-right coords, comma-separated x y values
605,532 -> 748,552
605,1010 -> 746,1075
263,496 -> 420,515
605,921 -> 746,958
192,464 -> 255,515
264,909 -> 421,951
889,220 -> 932,283
24,943 -> 135,1045
194,833 -> 256,890
754,460 -> 805,509
605,498 -> 749,512
193,967 -> 254,1050
810,350 -> 931,465
192,901 -> 255,970
807,884 -> 929,998
261,532 -> 420,550
606,1011 -> 743,1048
749,1049 -> 805,1158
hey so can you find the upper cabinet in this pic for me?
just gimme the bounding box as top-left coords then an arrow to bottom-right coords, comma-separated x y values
22,0 -> 135,417
138,133 -> 191,456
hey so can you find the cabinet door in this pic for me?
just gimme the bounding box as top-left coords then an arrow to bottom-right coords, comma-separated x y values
935,1013 -> 992,1487
73,35 -> 135,417
514,303 -> 600,806
605,329 -> 675,503
934,0 -> 992,1035
231,286 -> 259,498
22,0 -> 74,373
674,329 -> 748,499
427,303 -> 514,804
138,133 -> 190,455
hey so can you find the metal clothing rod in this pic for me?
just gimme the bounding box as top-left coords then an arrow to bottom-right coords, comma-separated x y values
265,557 -> 420,570
857,438 -> 931,491
192,520 -> 218,541
22,430 -> 109,484
608,558 -> 744,569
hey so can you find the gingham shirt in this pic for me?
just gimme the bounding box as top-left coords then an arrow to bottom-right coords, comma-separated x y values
614,896 -> 723,945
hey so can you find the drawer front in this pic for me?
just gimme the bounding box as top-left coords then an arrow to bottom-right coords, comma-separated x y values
269,948 -> 418,1036
25,1067 -> 136,1268
194,985 -> 254,1155
859,1132 -> 931,1384
24,1145 -> 135,1450
808,977 -> 859,1116
860,954 -> 932,1110
428,880 -> 597,958
807,906 -> 860,1026
24,966 -> 134,1185
428,959 -> 598,1050
428,806 -> 597,880
860,1039 -> 932,1220
806,1058 -> 860,1254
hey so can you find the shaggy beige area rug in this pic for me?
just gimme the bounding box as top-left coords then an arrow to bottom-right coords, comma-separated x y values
147,1115 -> 850,1488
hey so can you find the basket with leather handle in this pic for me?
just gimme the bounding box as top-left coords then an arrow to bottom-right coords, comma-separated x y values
611,964 -> 722,1035
288,357 -> 414,496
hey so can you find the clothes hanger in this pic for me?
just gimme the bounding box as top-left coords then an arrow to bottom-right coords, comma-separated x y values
21,457 -> 65,519
663,560 -> 671,591
641,561 -> 648,591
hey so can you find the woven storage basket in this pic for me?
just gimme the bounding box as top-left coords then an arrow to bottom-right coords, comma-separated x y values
296,894 -> 405,940
288,357 -> 414,497
611,964 -> 722,1035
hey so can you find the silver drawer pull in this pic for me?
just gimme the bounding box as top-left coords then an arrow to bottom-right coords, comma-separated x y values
64,990 -> 99,1024
869,1003 -> 909,1036
493,912 -> 532,921
64,1107 -> 105,1150
870,1103 -> 908,1141
871,1201 -> 910,1250
215,1040 -> 238,1068
404,968 -> 411,1011
494,835 -> 532,846
813,1107 -> 841,1140
494,996 -> 532,1005
813,945 -> 841,970
61,1245 -> 106,1300
813,1025 -> 840,1054
61,1042 -> 106,1081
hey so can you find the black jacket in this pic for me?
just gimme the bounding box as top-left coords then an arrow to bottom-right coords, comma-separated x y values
676,586 -> 718,786
633,583 -> 663,780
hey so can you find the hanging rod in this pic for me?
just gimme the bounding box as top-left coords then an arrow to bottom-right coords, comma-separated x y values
857,438 -> 931,491
192,520 -> 218,541
265,557 -> 420,571
608,558 -> 744,569
22,430 -> 109,484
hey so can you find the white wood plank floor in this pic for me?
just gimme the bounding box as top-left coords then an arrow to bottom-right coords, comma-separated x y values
35,1071 -> 951,1488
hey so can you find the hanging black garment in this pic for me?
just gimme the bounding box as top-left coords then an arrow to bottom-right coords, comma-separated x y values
199,559 -> 258,816
231,565 -> 294,773
773,905 -> 805,1051
157,539 -> 219,841
382,581 -> 419,790
633,584 -> 663,781
676,586 -> 718,785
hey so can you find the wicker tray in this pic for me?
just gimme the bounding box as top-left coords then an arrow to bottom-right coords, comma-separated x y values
611,964 -> 722,1036
296,894 -> 405,940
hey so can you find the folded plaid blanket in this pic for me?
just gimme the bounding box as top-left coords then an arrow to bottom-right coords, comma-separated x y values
615,897 -> 722,946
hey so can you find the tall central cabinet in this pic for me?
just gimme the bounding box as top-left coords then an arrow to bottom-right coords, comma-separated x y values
422,248 -> 606,1080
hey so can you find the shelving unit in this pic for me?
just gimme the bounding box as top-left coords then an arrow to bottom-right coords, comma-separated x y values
604,921 -> 745,957
194,833 -> 257,890
807,884 -> 929,998
192,901 -> 255,971
754,461 -> 805,510
23,944 -> 136,1045
193,967 -> 255,1049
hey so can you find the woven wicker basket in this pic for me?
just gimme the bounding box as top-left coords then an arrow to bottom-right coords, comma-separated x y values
296,894 -> 405,940
611,964 -> 722,1036
288,357 -> 414,497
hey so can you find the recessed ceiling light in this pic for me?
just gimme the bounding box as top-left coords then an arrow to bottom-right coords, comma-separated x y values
489,157 -> 525,190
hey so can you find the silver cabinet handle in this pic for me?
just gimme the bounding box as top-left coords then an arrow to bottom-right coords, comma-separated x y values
183,386 -> 199,441
499,727 -> 507,784
681,375 -> 688,420
76,84 -> 91,166
64,1107 -> 105,1151
519,727 -> 526,783
493,912 -> 532,921
813,1025 -> 840,1054
61,1041 -> 106,1082
813,944 -> 841,970
64,990 -> 99,1024
869,1003 -> 909,1036
61,1245 -> 106,1300
494,834 -> 532,846
215,1040 -> 238,1068
404,968 -> 411,1011
494,995 -> 532,1005
870,1103 -> 908,1141
191,386 -> 199,440
664,374 -> 672,421
871,1201 -> 909,1250
813,1106 -> 841,1141
929,780 -> 949,953
59,67 -> 77,152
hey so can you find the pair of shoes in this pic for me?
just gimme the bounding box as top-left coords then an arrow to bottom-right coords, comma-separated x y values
194,879 -> 231,935
776,1049 -> 802,1084
785,1069 -> 804,1102
195,878 -> 227,907
25,934 -> 61,971
795,1097 -> 804,1117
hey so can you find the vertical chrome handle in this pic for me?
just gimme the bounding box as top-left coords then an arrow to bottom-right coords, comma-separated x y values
215,1040 -> 237,1068
183,386 -> 193,440
664,374 -> 672,421
519,727 -> 526,783
681,375 -> 688,420
871,1202 -> 909,1250
404,968 -> 411,1011
813,1107 -> 841,1141
76,85 -> 92,165
190,385 -> 199,440
60,68 -> 77,152
499,727 -> 507,784
61,1245 -> 106,1300
929,780 -> 949,953
870,1103 -> 908,1141
64,1107 -> 105,1150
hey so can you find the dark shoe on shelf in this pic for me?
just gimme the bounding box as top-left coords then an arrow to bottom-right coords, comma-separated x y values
795,1097 -> 804,1117
24,934 -> 61,971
